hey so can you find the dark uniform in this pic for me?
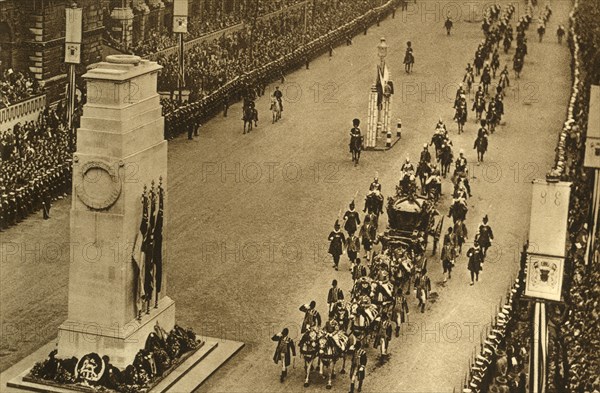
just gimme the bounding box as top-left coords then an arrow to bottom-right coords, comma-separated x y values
343,205 -> 361,237
273,88 -> 283,112
271,330 -> 296,382
349,343 -> 367,392
467,244 -> 483,284
478,216 -> 494,257
328,225 -> 347,270
299,303 -> 322,333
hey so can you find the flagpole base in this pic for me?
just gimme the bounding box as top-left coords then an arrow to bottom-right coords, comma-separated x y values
56,296 -> 175,369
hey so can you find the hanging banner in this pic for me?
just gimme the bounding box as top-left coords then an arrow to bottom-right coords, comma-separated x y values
528,180 -> 571,257
65,7 -> 82,64
584,85 -> 600,168
524,254 -> 564,302
173,0 -> 188,33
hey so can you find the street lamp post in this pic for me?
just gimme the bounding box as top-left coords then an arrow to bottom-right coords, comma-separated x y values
173,0 -> 188,103
377,37 -> 388,75
65,2 -> 82,151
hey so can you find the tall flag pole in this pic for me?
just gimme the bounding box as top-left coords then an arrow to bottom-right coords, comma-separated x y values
132,185 -> 149,320
153,177 -> 164,308
173,0 -> 188,103
144,181 -> 157,314
65,3 -> 82,151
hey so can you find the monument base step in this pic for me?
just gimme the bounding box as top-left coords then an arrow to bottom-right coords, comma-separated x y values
1,338 -> 244,393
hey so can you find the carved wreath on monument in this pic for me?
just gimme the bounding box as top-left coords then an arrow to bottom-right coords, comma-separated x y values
75,160 -> 122,210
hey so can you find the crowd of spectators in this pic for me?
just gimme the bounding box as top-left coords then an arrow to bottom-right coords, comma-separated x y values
0,106 -> 73,228
2,0 -> 395,227
0,68 -> 42,108
558,0 -> 600,390
108,0 -> 306,57
157,0 -> 381,99
482,0 -> 600,391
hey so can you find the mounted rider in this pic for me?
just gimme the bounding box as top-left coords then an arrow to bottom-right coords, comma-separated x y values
349,118 -> 362,151
420,143 -> 432,164
425,167 -> 442,199
272,86 -> 283,112
369,175 -> 382,192
477,120 -> 489,139
399,156 -> 417,195
454,83 -> 466,107
455,150 -> 472,197
435,117 -> 447,132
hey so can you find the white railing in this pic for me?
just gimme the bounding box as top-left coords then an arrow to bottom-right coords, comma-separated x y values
0,94 -> 47,129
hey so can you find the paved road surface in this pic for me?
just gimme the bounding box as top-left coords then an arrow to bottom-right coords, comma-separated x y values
0,1 -> 571,392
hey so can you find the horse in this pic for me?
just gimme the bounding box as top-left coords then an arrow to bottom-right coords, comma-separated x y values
454,104 -> 467,134
317,331 -> 347,389
350,134 -> 363,166
439,145 -> 453,178
474,54 -> 484,76
448,198 -> 468,224
430,132 -> 448,162
270,97 -> 282,123
503,35 -> 512,53
339,333 -> 358,375
499,71 -> 509,93
491,54 -> 500,78
425,173 -> 442,202
464,71 -> 475,93
486,104 -> 498,133
473,95 -> 486,122
416,162 -> 432,195
299,328 -> 321,387
453,219 -> 467,254
404,51 -> 414,73
372,316 -> 393,361
349,299 -> 379,347
513,56 -> 523,79
242,105 -> 257,134
480,69 -> 491,94
474,134 -> 488,163
364,191 -> 384,216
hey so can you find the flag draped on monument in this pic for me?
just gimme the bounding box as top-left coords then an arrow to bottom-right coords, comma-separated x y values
144,187 -> 157,302
132,190 -> 149,314
153,183 -> 164,295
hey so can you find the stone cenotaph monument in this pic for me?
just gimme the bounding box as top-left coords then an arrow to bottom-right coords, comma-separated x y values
56,54 -> 173,368
4,54 -> 243,393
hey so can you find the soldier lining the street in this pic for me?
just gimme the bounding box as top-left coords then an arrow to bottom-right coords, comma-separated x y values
271,328 -> 296,383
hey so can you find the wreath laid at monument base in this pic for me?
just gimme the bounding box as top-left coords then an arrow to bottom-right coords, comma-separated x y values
24,325 -> 201,393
